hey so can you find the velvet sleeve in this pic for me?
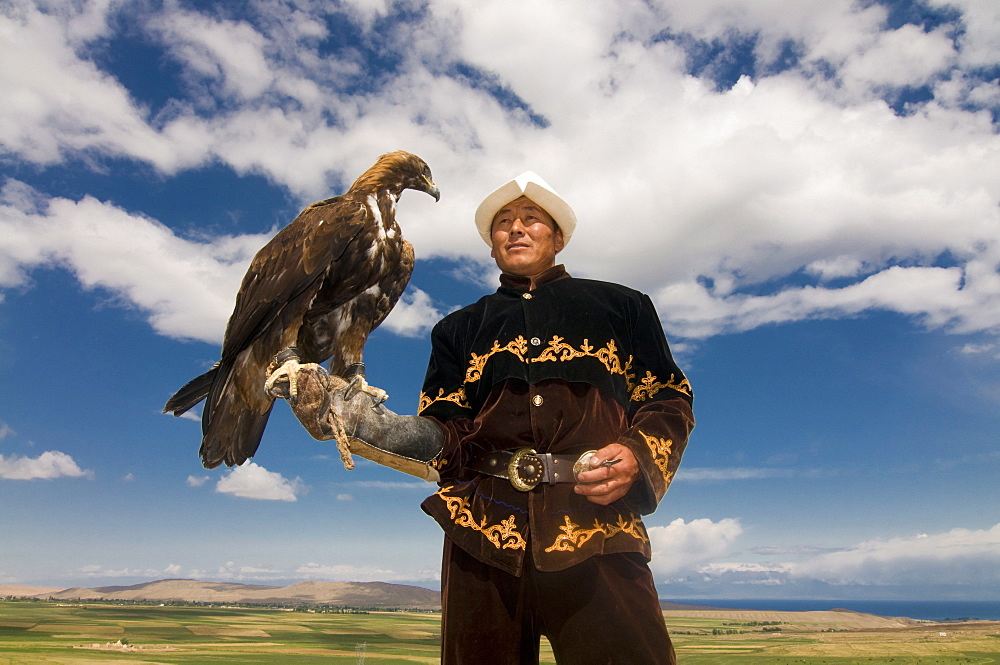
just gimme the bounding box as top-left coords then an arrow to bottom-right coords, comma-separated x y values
418,319 -> 473,420
619,397 -> 695,515
417,318 -> 478,481
619,295 -> 695,515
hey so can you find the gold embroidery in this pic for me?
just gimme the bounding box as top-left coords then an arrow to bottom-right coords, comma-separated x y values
544,514 -> 648,553
640,430 -> 674,484
467,336 -> 529,383
624,356 -> 636,394
419,386 -> 469,412
435,486 -> 526,550
630,371 -> 693,402
531,336 -> 627,378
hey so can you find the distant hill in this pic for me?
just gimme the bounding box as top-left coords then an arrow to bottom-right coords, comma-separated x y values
0,585 -> 62,597
2,579 -> 441,610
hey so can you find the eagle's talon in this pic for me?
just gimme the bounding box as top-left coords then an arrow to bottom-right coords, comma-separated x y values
265,359 -> 300,399
342,375 -> 359,402
265,359 -> 326,400
344,374 -> 389,406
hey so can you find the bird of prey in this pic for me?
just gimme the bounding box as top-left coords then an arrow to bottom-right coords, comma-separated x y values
163,150 -> 440,469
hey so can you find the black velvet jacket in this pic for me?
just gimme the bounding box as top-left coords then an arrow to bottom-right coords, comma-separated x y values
419,266 -> 695,574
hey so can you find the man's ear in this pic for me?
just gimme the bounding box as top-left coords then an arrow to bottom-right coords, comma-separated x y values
554,229 -> 565,254
490,246 -> 497,259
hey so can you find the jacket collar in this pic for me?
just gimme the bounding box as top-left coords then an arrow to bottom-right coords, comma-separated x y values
499,264 -> 570,292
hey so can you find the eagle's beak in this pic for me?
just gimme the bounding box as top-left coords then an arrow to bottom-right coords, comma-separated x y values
425,178 -> 441,202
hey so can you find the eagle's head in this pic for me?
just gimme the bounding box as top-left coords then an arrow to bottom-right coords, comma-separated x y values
352,150 -> 441,202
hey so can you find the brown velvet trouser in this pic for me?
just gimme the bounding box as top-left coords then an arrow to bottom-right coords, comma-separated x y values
440,537 -> 676,665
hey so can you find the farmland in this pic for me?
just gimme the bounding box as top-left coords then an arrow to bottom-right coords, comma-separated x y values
1,600 -> 999,664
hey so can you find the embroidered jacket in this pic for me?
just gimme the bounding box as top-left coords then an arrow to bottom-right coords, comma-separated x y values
419,266 -> 694,574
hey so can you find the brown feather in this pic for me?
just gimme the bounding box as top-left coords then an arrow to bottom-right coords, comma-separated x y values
163,151 -> 440,469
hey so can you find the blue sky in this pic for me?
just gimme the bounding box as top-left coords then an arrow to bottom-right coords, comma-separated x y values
1,0 -> 999,601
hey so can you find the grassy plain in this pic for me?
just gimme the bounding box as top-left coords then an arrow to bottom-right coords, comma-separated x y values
1,600 -> 998,664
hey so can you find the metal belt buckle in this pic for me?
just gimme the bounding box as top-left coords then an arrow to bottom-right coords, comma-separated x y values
508,447 -> 543,491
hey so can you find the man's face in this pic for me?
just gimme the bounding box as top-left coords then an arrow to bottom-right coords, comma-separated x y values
490,196 -> 564,277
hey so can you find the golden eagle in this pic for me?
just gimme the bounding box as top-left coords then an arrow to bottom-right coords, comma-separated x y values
163,151 -> 440,469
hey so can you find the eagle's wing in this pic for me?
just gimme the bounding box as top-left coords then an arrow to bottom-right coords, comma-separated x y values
220,197 -> 369,361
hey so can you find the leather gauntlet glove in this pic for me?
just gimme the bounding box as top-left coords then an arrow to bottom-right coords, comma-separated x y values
268,355 -> 443,481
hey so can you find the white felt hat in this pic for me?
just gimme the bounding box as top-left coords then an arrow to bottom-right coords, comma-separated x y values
474,171 -> 577,247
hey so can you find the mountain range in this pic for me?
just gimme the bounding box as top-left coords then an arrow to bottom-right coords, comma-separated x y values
1,579 -> 441,610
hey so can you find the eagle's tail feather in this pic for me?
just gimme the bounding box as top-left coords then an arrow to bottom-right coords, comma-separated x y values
199,402 -> 274,470
163,364 -> 218,416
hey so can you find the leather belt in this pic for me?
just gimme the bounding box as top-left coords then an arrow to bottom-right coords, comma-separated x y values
468,447 -> 597,492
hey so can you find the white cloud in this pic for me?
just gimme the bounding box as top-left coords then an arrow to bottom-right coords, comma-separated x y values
295,562 -> 438,583
77,563 -> 189,580
295,562 -> 395,582
657,265 -> 988,338
645,0 -> 956,98
931,0 -> 1000,69
0,422 -> 13,439
679,467 -> 797,481
380,287 -> 445,338
678,523 -> 1000,593
78,564 -> 165,578
933,450 -> 1000,471
0,450 -> 92,480
336,493 -> 353,501
696,561 -> 793,582
0,1 -> 183,169
790,524 -> 1000,586
184,559 -> 440,584
837,24 -> 957,92
957,341 -> 1000,360
215,461 -> 306,501
148,7 -> 274,102
186,474 -> 210,487
648,517 -> 743,576
0,179 -> 267,344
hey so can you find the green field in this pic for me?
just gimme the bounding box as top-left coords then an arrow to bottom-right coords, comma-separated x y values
665,612 -> 1000,665
1,600 -> 998,664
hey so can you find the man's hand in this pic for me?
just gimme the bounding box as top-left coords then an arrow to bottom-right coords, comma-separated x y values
574,443 -> 638,506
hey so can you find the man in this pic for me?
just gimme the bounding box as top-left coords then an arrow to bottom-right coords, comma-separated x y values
274,171 -> 694,664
